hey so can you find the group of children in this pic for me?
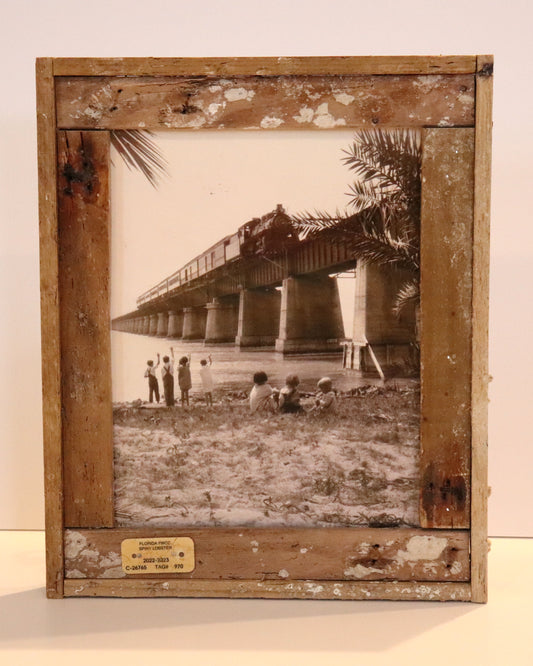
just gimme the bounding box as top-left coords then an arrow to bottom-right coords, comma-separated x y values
144,349 -> 213,407
145,352 -> 336,414
250,371 -> 336,415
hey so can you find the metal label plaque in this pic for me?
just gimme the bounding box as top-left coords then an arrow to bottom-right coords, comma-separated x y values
121,537 -> 195,574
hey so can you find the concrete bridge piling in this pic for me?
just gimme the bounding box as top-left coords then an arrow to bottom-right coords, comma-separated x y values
111,265 -> 416,366
205,297 -> 239,344
111,264 -> 416,369
275,275 -> 345,353
182,306 -> 207,340
112,275 -> 346,353
167,310 -> 183,338
235,288 -> 281,348
156,311 -> 169,337
350,263 -> 417,370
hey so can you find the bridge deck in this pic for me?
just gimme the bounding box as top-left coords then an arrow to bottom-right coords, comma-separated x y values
119,237 -> 356,319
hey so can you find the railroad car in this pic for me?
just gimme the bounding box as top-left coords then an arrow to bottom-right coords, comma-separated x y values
136,205 -> 298,307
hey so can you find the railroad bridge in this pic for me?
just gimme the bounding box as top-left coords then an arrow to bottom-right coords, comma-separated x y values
112,205 -> 415,366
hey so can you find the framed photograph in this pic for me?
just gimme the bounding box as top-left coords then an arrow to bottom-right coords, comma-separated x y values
37,55 -> 492,601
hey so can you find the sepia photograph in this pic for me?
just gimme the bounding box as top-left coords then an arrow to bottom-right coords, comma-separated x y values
110,127 -> 421,530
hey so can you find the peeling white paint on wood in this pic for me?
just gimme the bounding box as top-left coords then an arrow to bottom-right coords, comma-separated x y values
344,564 -> 384,578
65,530 -> 126,579
63,577 -> 473,601
57,74 -> 475,130
397,536 -> 448,564
64,531 -> 88,559
449,561 -> 463,575
312,103 -> 347,128
293,106 -> 315,123
64,528 -> 469,583
224,87 -> 255,102
208,102 -> 224,116
413,75 -> 444,89
334,92 -> 355,105
260,116 -> 284,129
458,92 -> 475,106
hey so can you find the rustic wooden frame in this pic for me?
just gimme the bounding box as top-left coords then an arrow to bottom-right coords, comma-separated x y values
37,56 -> 492,602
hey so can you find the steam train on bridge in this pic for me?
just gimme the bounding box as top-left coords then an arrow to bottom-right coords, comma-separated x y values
137,204 -> 300,307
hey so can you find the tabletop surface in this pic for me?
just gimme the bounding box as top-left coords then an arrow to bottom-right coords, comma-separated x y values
0,531 -> 530,666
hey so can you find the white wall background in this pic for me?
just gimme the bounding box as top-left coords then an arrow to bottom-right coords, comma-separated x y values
0,0 -> 530,536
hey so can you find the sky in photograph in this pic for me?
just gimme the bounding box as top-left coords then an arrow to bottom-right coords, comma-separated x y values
110,129 -> 359,325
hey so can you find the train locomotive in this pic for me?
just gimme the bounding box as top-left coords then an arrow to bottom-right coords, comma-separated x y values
137,204 -> 300,307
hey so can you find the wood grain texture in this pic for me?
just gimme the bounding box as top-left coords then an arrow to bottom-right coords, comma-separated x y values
55,74 -> 475,131
64,578 -> 472,601
52,56 -> 478,77
36,58 -> 64,599
39,57 -> 490,601
470,55 -> 493,603
57,131 -> 114,528
64,527 -> 470,582
420,128 -> 475,529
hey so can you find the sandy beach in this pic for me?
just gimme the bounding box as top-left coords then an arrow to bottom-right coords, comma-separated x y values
113,383 -> 420,529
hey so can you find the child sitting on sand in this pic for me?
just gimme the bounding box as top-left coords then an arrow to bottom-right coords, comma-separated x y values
199,355 -> 214,406
178,355 -> 192,407
310,377 -> 336,413
278,374 -> 303,414
144,354 -> 160,403
249,371 -> 277,413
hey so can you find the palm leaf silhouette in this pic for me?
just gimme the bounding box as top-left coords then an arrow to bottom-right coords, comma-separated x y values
110,130 -> 168,188
294,128 -> 421,315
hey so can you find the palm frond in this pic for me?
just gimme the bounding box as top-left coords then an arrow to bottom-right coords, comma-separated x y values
290,209 -> 349,239
392,278 -> 420,317
346,180 -> 386,212
342,129 -> 421,211
110,130 -> 168,188
294,206 -> 419,272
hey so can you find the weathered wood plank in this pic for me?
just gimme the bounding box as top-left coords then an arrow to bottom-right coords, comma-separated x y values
55,74 -> 475,130
40,56 -> 489,602
52,56 -> 478,77
64,527 -> 470,582
64,577 -> 472,601
420,128 -> 475,528
470,55 -> 493,603
57,131 -> 114,528
36,58 -> 64,599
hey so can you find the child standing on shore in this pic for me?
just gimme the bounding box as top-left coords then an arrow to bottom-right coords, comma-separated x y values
161,347 -> 175,407
199,356 -> 214,406
178,355 -> 192,407
249,371 -> 276,414
278,374 -> 303,414
144,354 -> 160,403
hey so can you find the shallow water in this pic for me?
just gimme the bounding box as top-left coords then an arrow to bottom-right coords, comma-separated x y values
111,330 -> 400,403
